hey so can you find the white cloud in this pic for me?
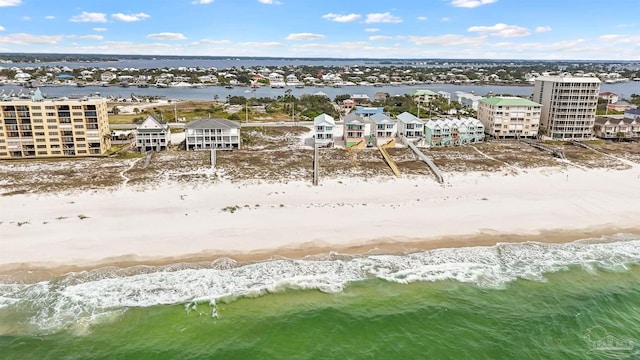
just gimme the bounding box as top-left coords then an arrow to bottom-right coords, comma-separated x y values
408,34 -> 486,47
365,28 -> 379,33
192,0 -> 214,3
70,12 -> 107,23
369,35 -> 393,41
111,13 -> 150,22
147,32 -> 187,40
417,16 -> 428,21
192,39 -> 231,45
535,26 -> 552,33
467,23 -> 530,38
0,26 -> 4,31
93,27 -> 108,32
322,13 -> 361,23
0,0 -> 21,7
79,35 -> 103,40
286,33 -> 325,41
22,16 -> 30,21
258,0 -> 281,4
0,33 -> 63,44
45,15 -> 55,20
365,12 -> 402,24
441,17 -> 450,22
450,0 -> 497,8
240,41 -> 282,47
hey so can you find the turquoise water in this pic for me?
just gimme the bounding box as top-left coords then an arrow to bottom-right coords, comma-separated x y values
2,236 -> 640,359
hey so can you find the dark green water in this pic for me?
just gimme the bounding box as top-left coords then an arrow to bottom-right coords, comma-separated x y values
2,239 -> 640,359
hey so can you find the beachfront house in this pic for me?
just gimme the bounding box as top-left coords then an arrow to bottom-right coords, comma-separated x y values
411,89 -> 440,104
424,118 -> 484,146
594,117 -> 640,140
396,111 -> 425,144
343,112 -> 367,148
313,113 -> 336,147
135,115 -> 171,152
369,113 -> 397,146
354,106 -> 384,118
185,118 -> 241,150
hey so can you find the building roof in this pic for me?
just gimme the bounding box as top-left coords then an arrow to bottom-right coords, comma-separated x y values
185,118 -> 240,130
314,113 -> 335,126
411,89 -> 439,96
354,106 -> 383,115
351,94 -> 370,99
479,96 -> 541,107
625,109 -> 640,115
343,112 -> 364,124
534,76 -> 601,83
370,113 -> 394,124
396,111 -> 423,124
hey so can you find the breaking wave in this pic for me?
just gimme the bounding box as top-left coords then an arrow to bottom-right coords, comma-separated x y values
1,234 -> 639,332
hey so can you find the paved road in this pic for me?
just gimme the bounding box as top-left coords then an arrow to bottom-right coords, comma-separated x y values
110,121 -> 315,130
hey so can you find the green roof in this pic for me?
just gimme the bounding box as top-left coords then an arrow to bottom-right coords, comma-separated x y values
411,89 -> 439,96
479,97 -> 541,107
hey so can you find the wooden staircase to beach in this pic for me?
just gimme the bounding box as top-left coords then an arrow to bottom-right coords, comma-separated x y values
378,139 -> 401,178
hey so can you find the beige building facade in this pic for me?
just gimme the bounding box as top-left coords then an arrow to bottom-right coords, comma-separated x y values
477,97 -> 542,139
0,91 -> 111,159
533,76 -> 600,140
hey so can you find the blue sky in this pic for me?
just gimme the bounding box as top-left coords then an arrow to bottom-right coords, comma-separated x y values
0,0 -> 638,59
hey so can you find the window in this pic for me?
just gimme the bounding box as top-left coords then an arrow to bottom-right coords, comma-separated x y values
45,106 -> 55,110
47,125 -> 57,130
47,119 -> 57,123
48,132 -> 59,136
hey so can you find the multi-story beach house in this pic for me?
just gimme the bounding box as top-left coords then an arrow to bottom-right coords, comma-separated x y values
313,113 -> 336,147
411,89 -> 440,104
594,117 -> 640,140
477,97 -> 542,139
454,91 -> 484,110
184,118 -> 241,150
533,76 -> 600,140
0,89 -> 111,159
369,113 -> 397,146
423,118 -> 484,146
343,112 -> 368,148
135,114 -> 171,152
396,112 -> 424,144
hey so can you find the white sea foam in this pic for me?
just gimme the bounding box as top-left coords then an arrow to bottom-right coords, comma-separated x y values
1,235 -> 640,332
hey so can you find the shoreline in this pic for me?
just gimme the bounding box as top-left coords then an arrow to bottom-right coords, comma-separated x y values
2,226 -> 639,283
2,165 -> 640,282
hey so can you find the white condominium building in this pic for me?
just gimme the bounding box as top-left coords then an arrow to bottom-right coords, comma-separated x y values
533,76 -> 600,140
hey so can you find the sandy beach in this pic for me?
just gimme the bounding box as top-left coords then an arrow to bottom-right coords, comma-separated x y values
2,164 -> 639,278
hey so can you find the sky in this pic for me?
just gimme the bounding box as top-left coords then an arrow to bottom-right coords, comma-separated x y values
0,0 -> 639,60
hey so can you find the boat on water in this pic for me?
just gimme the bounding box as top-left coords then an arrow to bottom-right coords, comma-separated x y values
295,84 -> 304,88
225,85 -> 234,89
137,82 -> 150,88
156,83 -> 168,88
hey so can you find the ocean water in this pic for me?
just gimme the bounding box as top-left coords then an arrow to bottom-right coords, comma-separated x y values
1,236 -> 640,359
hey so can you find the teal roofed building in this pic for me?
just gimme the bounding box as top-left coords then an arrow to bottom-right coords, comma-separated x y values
477,96 -> 542,139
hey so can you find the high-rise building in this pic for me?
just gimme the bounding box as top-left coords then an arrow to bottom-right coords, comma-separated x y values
533,76 -> 601,140
0,89 -> 111,159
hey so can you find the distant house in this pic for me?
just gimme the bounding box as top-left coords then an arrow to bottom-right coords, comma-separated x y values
135,115 -> 171,152
111,130 -> 136,145
343,112 -> 368,148
185,118 -> 241,150
313,113 -> 336,147
411,89 -> 440,104
354,106 -> 384,118
350,94 -> 370,105
100,71 -> 116,82
369,113 -> 397,146
454,91 -> 484,110
373,92 -> 388,103
599,91 -> 619,104
396,112 -> 424,143
594,117 -> 640,139
607,101 -> 637,112
624,109 -> 640,120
